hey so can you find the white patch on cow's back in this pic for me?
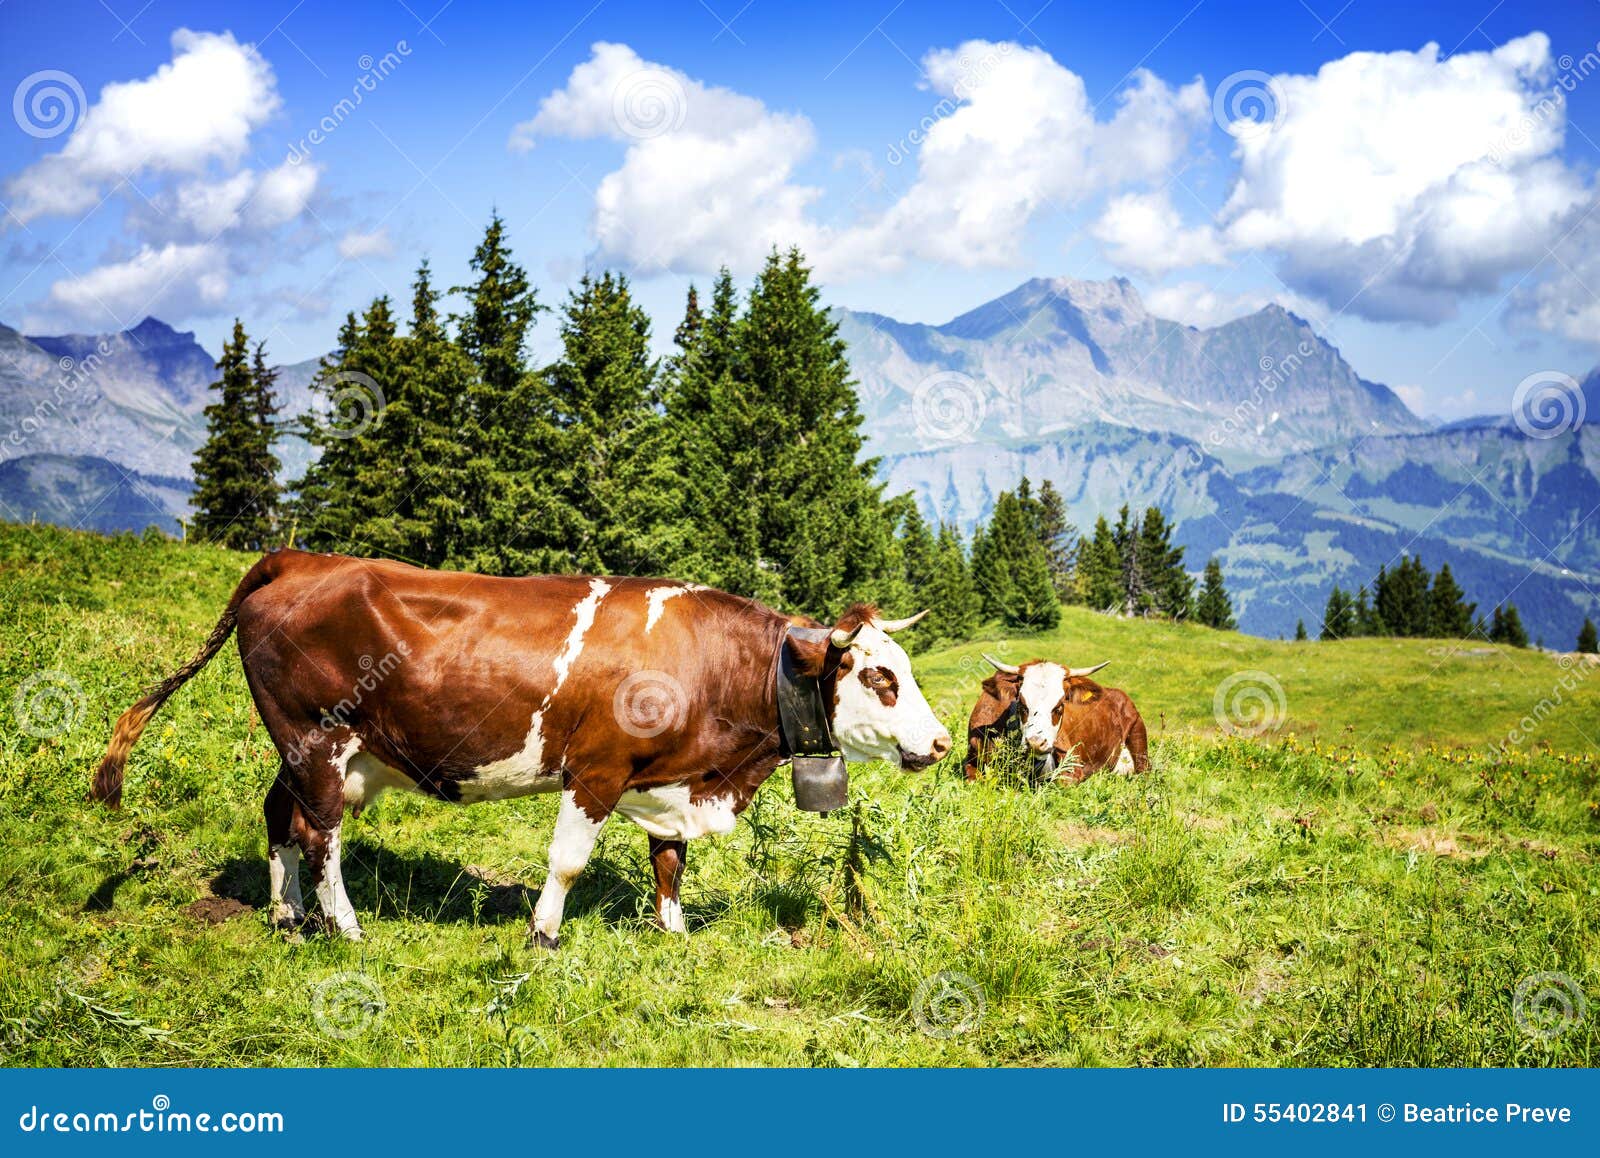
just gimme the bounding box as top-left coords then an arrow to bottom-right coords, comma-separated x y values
467,580 -> 613,802
616,784 -> 738,840
643,582 -> 708,633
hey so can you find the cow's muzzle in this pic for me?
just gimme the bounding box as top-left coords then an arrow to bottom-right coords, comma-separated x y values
899,733 -> 952,771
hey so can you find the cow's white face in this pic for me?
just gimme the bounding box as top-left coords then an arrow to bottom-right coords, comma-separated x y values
1017,662 -> 1069,753
831,623 -> 952,770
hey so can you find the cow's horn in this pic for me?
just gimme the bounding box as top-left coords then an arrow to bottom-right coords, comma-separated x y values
877,609 -> 929,633
1069,661 -> 1110,677
982,653 -> 1019,675
830,624 -> 864,649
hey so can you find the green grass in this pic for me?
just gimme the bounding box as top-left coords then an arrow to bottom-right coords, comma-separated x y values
1,522 -> 1597,1066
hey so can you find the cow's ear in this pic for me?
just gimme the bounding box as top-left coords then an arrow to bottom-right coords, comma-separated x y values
1065,678 -> 1098,704
784,631 -> 830,679
968,671 -> 1018,731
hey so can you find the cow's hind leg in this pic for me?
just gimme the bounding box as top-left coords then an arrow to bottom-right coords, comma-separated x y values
648,837 -> 687,934
283,746 -> 364,941
530,782 -> 615,950
264,770 -> 306,930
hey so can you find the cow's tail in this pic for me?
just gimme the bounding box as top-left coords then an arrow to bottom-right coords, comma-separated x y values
92,553 -> 282,807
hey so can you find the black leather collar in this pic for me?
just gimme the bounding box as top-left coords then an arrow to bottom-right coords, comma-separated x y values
776,625 -> 839,758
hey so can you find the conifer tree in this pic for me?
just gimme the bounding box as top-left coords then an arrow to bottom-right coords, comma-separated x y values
448,214 -> 545,572
1076,515 -> 1122,611
969,519 -> 1012,624
733,248 -> 897,617
294,298 -> 401,554
1376,556 -> 1432,636
1194,558 -> 1235,630
1578,617 -> 1598,654
1490,603 -> 1529,648
1428,562 -> 1475,638
192,318 -> 281,550
1295,619 -> 1308,641
1352,585 -> 1383,637
1035,479 -> 1077,601
1321,585 -> 1355,640
927,522 -> 980,643
1135,506 -> 1190,617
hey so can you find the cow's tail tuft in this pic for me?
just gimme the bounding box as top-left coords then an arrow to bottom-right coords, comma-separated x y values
92,553 -> 282,808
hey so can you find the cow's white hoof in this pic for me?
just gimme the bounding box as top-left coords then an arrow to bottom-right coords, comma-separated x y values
339,925 -> 364,942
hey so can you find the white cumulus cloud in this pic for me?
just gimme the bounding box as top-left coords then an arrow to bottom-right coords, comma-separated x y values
43,242 -> 230,321
514,41 -> 1209,279
1091,191 -> 1224,276
337,227 -> 396,260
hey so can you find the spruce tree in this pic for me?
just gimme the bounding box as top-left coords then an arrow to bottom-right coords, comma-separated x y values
1577,617 -> 1598,654
1428,562 -> 1475,638
1076,516 -> 1122,612
969,519 -> 1013,623
1194,558 -> 1235,630
1034,479 -> 1077,601
192,319 -> 281,550
448,214 -> 546,573
1321,585 -> 1355,640
536,271 -> 661,575
1115,506 -> 1146,616
1352,585 -> 1383,637
1136,506 -> 1190,617
1376,556 -> 1432,637
1490,603 -> 1530,648
1294,619 -> 1308,641
927,522 -> 980,643
734,248 -> 897,617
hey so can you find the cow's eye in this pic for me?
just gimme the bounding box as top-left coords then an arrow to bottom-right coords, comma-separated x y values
1052,702 -> 1063,725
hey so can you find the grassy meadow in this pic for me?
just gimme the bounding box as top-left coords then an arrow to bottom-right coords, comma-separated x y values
1,522 -> 1596,1066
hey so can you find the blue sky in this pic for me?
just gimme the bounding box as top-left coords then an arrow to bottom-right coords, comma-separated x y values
3,0 -> 1599,419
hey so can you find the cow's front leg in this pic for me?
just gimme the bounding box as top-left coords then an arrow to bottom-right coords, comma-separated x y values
648,836 -> 686,934
530,783 -> 613,950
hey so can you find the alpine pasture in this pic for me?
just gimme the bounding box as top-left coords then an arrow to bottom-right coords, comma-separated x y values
1,523 -> 1596,1066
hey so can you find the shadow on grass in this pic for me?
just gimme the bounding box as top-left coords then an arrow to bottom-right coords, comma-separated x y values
205,840 -> 659,931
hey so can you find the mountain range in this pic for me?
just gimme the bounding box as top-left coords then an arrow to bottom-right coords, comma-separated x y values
1,280 -> 1596,645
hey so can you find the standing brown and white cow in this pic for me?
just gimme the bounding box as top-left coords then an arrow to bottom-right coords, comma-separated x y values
964,655 -> 1149,784
93,550 -> 951,946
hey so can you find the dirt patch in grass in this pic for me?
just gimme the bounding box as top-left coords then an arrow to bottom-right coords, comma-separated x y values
1056,820 -> 1128,846
183,895 -> 252,925
1384,828 -> 1490,860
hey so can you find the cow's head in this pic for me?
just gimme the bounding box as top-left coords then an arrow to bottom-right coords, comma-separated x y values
788,606 -> 951,770
982,655 -> 1110,753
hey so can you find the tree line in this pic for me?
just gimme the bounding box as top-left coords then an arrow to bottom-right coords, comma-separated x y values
188,217 -> 1237,650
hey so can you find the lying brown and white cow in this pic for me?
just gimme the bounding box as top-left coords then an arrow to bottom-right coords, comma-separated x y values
964,655 -> 1149,783
93,550 -> 951,946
